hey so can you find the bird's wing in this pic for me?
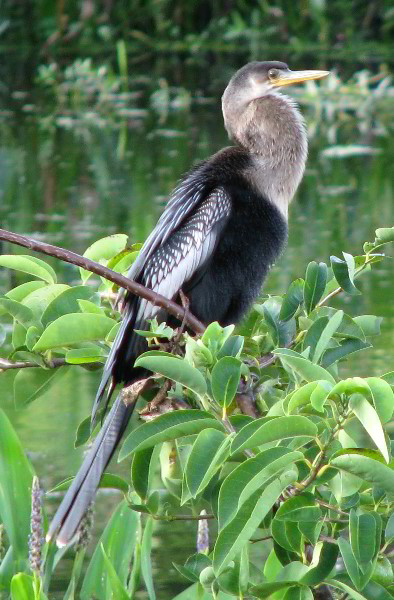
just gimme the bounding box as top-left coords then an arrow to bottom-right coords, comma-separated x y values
126,171 -> 207,282
92,185 -> 232,420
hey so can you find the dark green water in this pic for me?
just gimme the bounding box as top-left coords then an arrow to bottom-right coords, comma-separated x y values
1,59 -> 393,597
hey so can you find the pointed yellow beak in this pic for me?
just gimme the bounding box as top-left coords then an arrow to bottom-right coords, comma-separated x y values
272,69 -> 330,87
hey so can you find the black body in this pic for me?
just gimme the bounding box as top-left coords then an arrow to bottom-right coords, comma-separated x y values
48,60 -> 318,546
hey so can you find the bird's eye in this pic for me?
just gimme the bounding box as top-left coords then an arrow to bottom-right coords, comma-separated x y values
268,68 -> 280,80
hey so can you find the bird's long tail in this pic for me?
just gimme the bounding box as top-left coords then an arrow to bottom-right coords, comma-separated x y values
46,392 -> 135,546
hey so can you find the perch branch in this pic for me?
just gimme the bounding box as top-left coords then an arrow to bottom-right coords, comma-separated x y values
0,228 -> 205,334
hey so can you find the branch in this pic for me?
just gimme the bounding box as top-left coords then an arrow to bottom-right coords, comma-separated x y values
0,357 -> 68,370
0,228 -> 205,334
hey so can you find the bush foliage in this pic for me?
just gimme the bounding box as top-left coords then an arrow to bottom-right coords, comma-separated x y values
1,226 -> 394,599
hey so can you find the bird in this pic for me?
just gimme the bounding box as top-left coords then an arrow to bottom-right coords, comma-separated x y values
47,61 -> 329,546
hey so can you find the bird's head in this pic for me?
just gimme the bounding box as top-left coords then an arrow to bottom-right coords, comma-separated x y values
222,61 -> 329,138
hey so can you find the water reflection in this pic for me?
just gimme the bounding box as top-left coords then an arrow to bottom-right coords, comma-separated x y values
1,61 -> 393,598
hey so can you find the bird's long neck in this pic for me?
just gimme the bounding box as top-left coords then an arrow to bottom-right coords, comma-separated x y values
225,92 -> 308,219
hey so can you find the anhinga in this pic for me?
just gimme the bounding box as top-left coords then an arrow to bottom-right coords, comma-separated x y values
47,61 -> 329,546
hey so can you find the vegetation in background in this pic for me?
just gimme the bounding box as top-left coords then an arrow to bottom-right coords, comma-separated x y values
1,226 -> 394,598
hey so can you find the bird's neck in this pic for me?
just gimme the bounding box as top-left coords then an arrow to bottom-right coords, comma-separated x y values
227,92 -> 308,220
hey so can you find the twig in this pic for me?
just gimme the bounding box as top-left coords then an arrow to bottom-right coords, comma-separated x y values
0,228 -> 205,335
0,357 -> 68,370
129,506 -> 215,522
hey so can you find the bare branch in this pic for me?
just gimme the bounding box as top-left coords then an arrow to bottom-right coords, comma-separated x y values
0,357 -> 67,370
0,228 -> 205,334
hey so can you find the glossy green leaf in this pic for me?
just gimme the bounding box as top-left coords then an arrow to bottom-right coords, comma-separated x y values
81,500 -> 138,599
365,377 -> 394,423
284,585 -> 314,600
141,516 -> 156,600
11,573 -> 35,600
0,254 -> 56,283
350,510 -> 377,567
4,280 -> 46,303
131,447 -> 154,501
249,581 -> 298,599
304,261 -> 327,313
231,415 -> 317,454
14,366 -> 69,408
353,316 -> 382,337
135,354 -> 207,395
211,356 -> 242,408
173,554 -> 212,583
349,394 -> 389,462
276,492 -> 321,522
216,335 -> 244,359
0,298 -> 37,329
185,429 -> 229,498
119,410 -> 223,461
280,279 -> 304,321
65,346 -> 107,364
310,380 -> 334,412
287,382 -> 319,414
375,227 -> 394,244
218,447 -> 302,529
303,316 -> 329,356
322,338 -> 372,368
0,409 -> 34,564
338,538 -> 361,590
312,310 -> 343,363
385,513 -> 394,542
331,255 -> 361,295
331,454 -> 394,494
100,544 -> 130,600
41,285 -> 99,326
33,313 -> 116,351
274,348 -> 336,384
213,469 -> 297,576
80,234 -> 128,283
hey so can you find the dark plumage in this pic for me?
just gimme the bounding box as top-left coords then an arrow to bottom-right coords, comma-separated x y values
47,61 -> 328,546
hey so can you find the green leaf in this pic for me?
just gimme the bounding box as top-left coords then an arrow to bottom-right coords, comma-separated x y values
14,366 -> 69,408
119,410 -> 224,461
100,544 -> 130,600
338,538 -> 361,590
322,338 -> 372,368
65,346 -> 107,364
365,377 -> 394,423
0,254 -> 56,283
81,500 -> 138,599
350,510 -> 378,567
287,382 -> 319,414
301,542 -> 339,585
131,447 -> 154,501
1,281 -> 46,314
312,310 -> 343,363
385,513 -> 394,542
331,255 -> 361,295
213,469 -> 297,576
141,517 -> 156,600
216,335 -> 244,359
353,316 -> 382,337
173,554 -> 212,583
231,415 -> 317,454
0,409 -> 34,564
304,261 -> 327,313
32,313 -> 116,351
211,357 -> 242,408
261,298 -> 296,347
274,348 -> 336,384
283,586 -> 314,600
375,227 -> 394,244
280,279 -> 304,321
185,429 -> 229,499
134,353 -> 207,395
310,380 -> 334,412
80,234 -> 128,283
41,286 -> 99,326
272,518 -> 302,553
349,394 -> 389,462
11,573 -> 35,600
276,492 -> 321,522
0,298 -> 37,329
331,454 -> 394,494
218,447 -> 302,529
249,581 -> 298,599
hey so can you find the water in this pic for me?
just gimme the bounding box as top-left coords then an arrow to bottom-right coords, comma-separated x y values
1,59 -> 393,597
